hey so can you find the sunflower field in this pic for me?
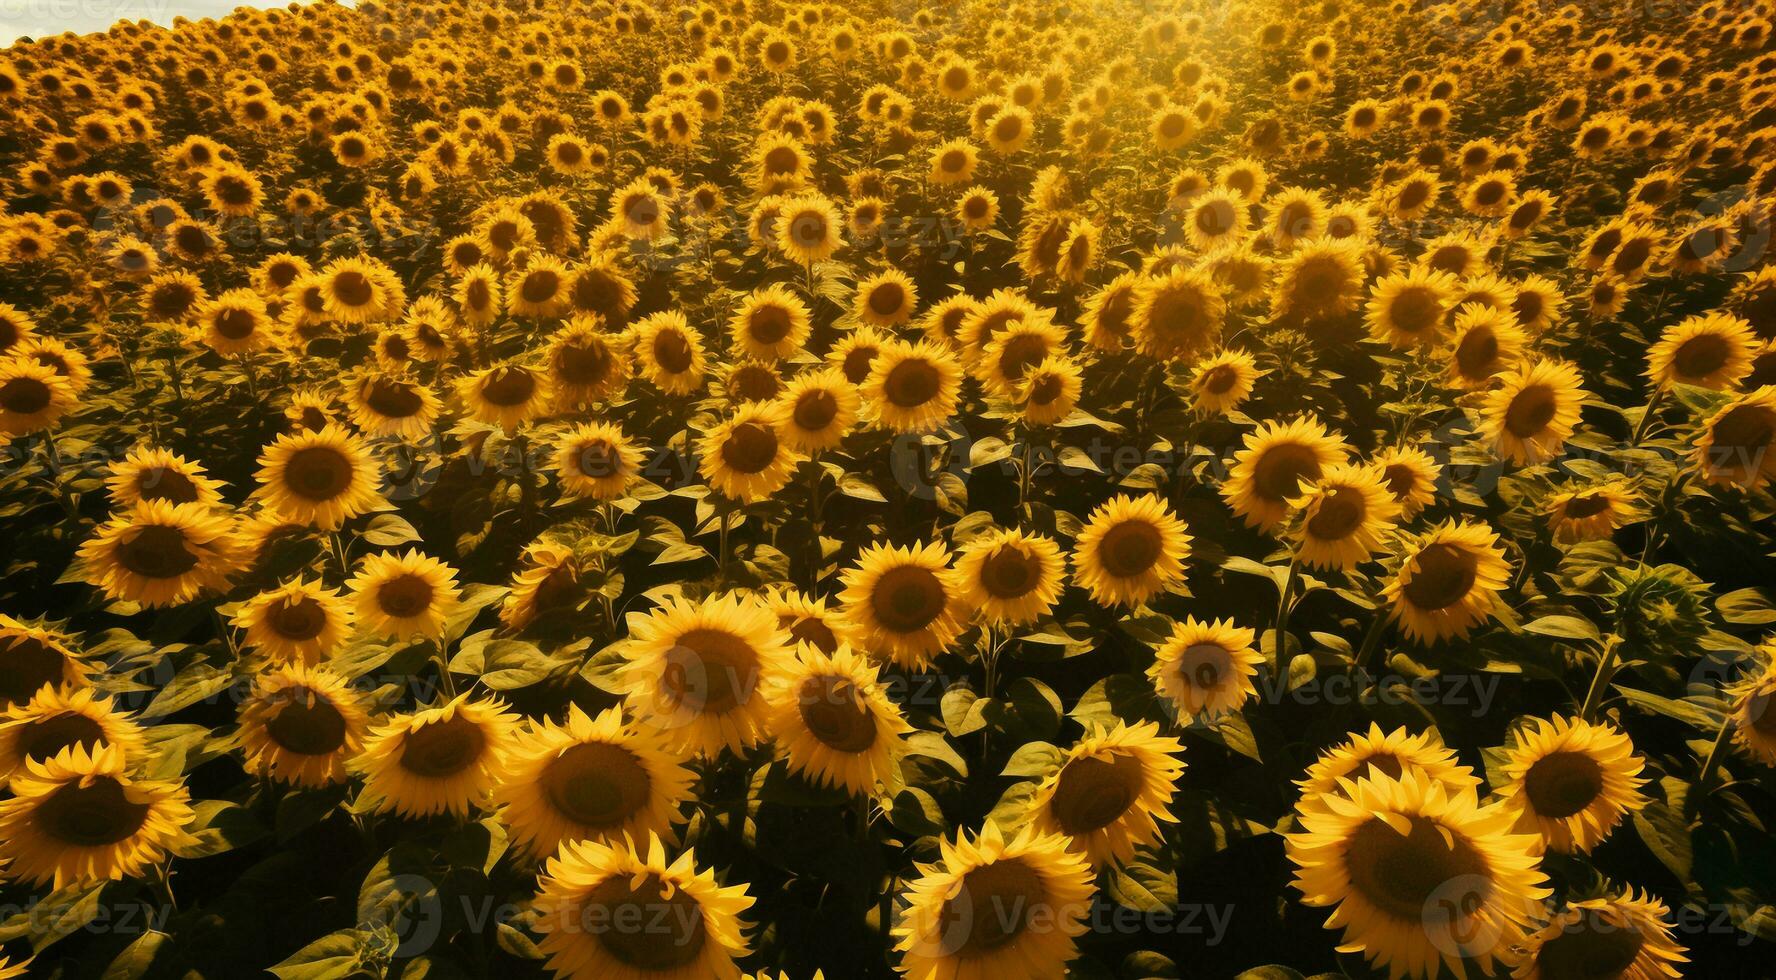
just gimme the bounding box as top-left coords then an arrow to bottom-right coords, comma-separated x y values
3,0 -> 1776,977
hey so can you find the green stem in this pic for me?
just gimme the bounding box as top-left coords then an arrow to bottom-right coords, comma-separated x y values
329,531 -> 352,583
433,638 -> 458,702
1579,636 -> 1623,722
1696,710 -> 1735,792
806,456 -> 825,591
1352,610 -> 1390,674
1630,384 -> 1668,447
1272,557 -> 1301,665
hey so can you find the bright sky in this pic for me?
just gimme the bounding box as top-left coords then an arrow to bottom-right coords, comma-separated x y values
3,0 -> 255,45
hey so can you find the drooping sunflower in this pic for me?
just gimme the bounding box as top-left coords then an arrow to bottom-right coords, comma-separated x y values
1289,768 -> 1548,980
0,743 -> 196,889
1382,521 -> 1512,644
354,695 -> 519,819
493,705 -> 697,858
1016,355 -> 1083,426
456,362 -> 552,431
105,446 -> 226,509
861,339 -> 964,435
253,424 -> 384,530
1495,715 -> 1648,854
1148,616 -> 1262,721
1366,266 -> 1461,348
1372,445 -> 1443,520
765,643 -> 910,796
951,528 -> 1066,625
632,310 -> 709,396
346,550 -> 464,642
345,369 -> 442,440
0,685 -> 144,781
546,317 -> 631,409
1511,889 -> 1687,980
1071,493 -> 1192,608
892,821 -> 1095,980
1481,359 -> 1587,466
1295,723 -> 1483,811
1223,415 -> 1350,532
1546,481 -> 1644,544
0,358 -> 77,436
617,592 -> 794,758
1188,348 -> 1262,415
78,499 -> 238,607
235,664 -> 370,788
766,588 -> 855,653
838,541 -> 967,670
1288,462 -> 1403,571
555,421 -> 648,501
774,368 -> 860,452
532,834 -> 755,980
498,540 -> 586,632
1692,386 -> 1776,490
729,284 -> 811,362
1644,312 -> 1758,390
1024,721 -> 1184,867
700,401 -> 804,504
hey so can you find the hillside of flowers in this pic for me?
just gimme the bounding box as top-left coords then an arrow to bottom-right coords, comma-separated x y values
2,0 -> 1776,976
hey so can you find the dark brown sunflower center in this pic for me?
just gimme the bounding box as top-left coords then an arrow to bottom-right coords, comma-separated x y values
720,421 -> 779,474
793,390 -> 838,431
366,379 -> 424,418
996,334 -> 1049,385
1456,327 -> 1501,377
1099,520 -> 1163,578
1050,751 -> 1143,833
939,858 -> 1048,956
377,573 -> 436,619
136,468 -> 199,504
781,614 -> 838,652
1709,406 -> 1776,468
941,149 -> 967,172
544,741 -> 652,828
1178,642 -> 1233,690
1523,750 -> 1604,819
1201,364 -> 1240,395
149,283 -> 198,318
1391,287 -> 1443,334
1563,493 -> 1612,519
115,524 -> 199,579
399,713 -> 486,778
285,446 -> 355,501
481,368 -> 537,407
749,304 -> 793,344
38,777 -> 152,846
730,366 -> 780,402
333,271 -> 374,307
1345,816 -> 1487,922
789,213 -> 828,247
584,873 -> 707,970
1673,334 -> 1731,379
20,712 -> 107,765
267,595 -> 329,641
842,346 -> 879,385
559,341 -> 613,385
0,377 -> 52,415
663,627 -> 760,714
521,270 -> 560,304
1533,911 -> 1648,980
1403,543 -> 1478,611
884,359 -> 940,408
980,545 -> 1041,599
1383,464 -> 1419,498
868,283 -> 906,318
215,307 -> 259,340
652,332 -> 694,374
1307,486 -> 1367,540
1254,443 -> 1321,501
1195,199 -> 1237,236
1028,373 -> 1064,406
267,686 -> 348,755
1504,384 -> 1558,438
798,675 -> 878,752
870,565 -> 947,634
574,440 -> 620,479
964,195 -> 990,220
0,637 -> 68,706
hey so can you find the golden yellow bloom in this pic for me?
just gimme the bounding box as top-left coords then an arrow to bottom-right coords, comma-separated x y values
354,695 -> 519,818
346,549 -> 463,641
1644,312 -> 1759,390
1693,385 -> 1776,490
1071,493 -> 1192,608
253,424 -> 385,530
700,400 -> 804,503
765,643 -> 910,796
1223,415 -> 1350,532
556,421 -> 647,501
1025,721 -> 1184,867
236,664 -> 369,788
0,356 -> 77,435
1546,481 -> 1644,543
730,284 -> 811,361
233,577 -> 354,664
1511,889 -> 1687,980
78,499 -> 238,607
838,541 -> 967,669
0,743 -> 195,889
1295,723 -> 1483,812
1131,266 -> 1226,360
862,339 -> 963,434
1383,521 -> 1512,644
1149,616 -> 1261,721
632,311 -> 709,396
1496,715 -> 1648,854
1288,462 -> 1402,571
951,528 -> 1065,625
1366,266 -> 1460,349
1189,349 -> 1261,415
456,362 -> 552,430
1481,358 -> 1587,466
345,369 -> 442,440
106,446 -> 226,509
774,368 -> 859,452
0,685 -> 143,781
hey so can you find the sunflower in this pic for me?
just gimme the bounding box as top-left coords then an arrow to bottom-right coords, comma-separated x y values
776,194 -> 843,265
632,311 -> 709,396
1495,715 -> 1648,854
555,421 -> 647,501
235,664 -> 370,788
345,369 -> 442,440
253,424 -> 384,530
507,254 -> 573,319
494,705 -> 696,858
1147,616 -> 1262,721
1296,724 -> 1483,810
862,340 -> 964,435
546,317 -> 631,408
1271,239 -> 1367,325
1644,312 -> 1758,390
78,499 -> 238,607
354,695 -> 519,819
232,577 -> 354,664
1511,889 -> 1687,980
1131,266 -> 1227,360
457,362 -> 552,430
1693,386 -> 1776,490
765,643 -> 910,796
892,821 -> 1094,980
1481,359 -> 1587,466
617,592 -> 794,758
838,541 -> 969,669
700,401 -> 804,504
105,446 -> 226,509
1289,463 -> 1402,571
454,264 -> 504,327
1025,721 -> 1184,867
1373,445 -> 1442,519
1546,481 -> 1644,544
729,284 -> 811,361
1447,303 -> 1529,389
498,540 -> 587,631
977,319 -> 1068,400
1187,349 -> 1261,415
0,616 -> 92,708
318,257 -> 398,326
1081,273 -> 1140,351
929,138 -> 980,185
0,357 -> 77,436
346,550 -> 464,642
610,177 -> 672,241
1294,768 -> 1550,980
1016,355 -> 1082,426
951,528 -> 1066,625
0,685 -> 144,781
769,368 -> 856,452
1183,188 -> 1249,251
1071,493 -> 1192,608
1223,415 -> 1350,532
855,268 -> 919,327
532,834 -> 755,980
1383,521 -> 1512,644
1731,655 -> 1776,764
0,743 -> 196,889
1366,266 -> 1460,348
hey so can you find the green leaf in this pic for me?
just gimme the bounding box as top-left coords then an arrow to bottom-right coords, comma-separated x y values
1634,798 -> 1694,881
904,731 -> 969,777
1616,687 -> 1722,730
1106,858 -> 1178,912
102,930 -> 174,980
837,472 -> 887,502
1717,588 -> 1776,625
172,799 -> 269,859
362,513 -> 422,547
1522,615 -> 1602,642
941,686 -> 988,736
269,929 -> 371,980
1001,741 -> 1063,778
888,787 -> 946,837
